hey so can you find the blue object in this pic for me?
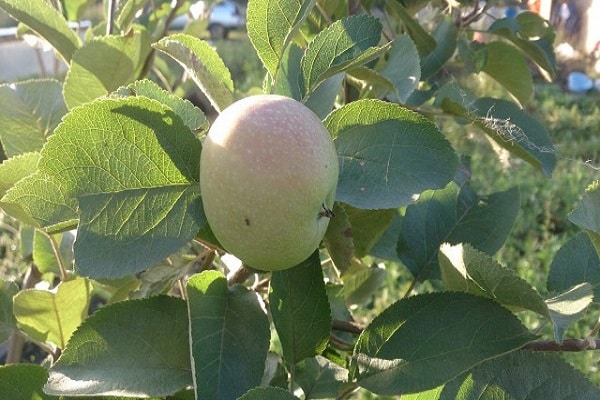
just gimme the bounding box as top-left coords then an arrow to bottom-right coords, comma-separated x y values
567,71 -> 593,93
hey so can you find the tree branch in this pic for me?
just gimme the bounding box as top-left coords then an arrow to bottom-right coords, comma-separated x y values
522,339 -> 600,352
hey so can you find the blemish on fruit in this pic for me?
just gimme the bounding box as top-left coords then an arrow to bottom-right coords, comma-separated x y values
244,217 -> 250,226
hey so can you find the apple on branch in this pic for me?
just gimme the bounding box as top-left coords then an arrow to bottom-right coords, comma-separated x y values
200,94 -> 339,271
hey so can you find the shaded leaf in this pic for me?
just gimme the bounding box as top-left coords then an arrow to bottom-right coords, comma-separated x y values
420,18 -> 457,80
380,35 -> 420,103
342,261 -> 386,306
247,0 -> 317,80
45,296 -> 191,397
441,351 -> 600,399
187,270 -> 270,400
270,251 -> 331,366
352,292 -> 535,395
569,181 -> 600,253
439,243 -> 548,315
303,73 -> 344,119
386,1 -> 435,57
64,31 -> 145,109
344,206 -> 395,257
481,41 -> 533,105
273,42 -> 304,100
0,0 -> 81,63
545,283 -> 594,342
0,364 -> 53,400
324,202 -> 354,274
295,356 -> 349,399
470,97 -> 556,177
13,277 -> 91,348
398,183 -> 519,280
0,279 -> 18,342
153,33 -> 233,112
489,12 -> 556,78
0,80 -> 67,157
547,232 -> 600,301
325,99 -> 458,209
438,94 -> 557,177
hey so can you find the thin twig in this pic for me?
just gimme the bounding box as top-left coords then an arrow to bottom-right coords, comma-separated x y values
332,319 -> 364,335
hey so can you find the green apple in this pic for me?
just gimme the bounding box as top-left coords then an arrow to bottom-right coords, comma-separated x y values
200,94 -> 339,271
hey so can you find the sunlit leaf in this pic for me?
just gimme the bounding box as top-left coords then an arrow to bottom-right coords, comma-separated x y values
153,33 -> 233,113
0,79 -> 67,157
13,277 -> 91,348
0,0 -> 81,63
247,0 -> 317,80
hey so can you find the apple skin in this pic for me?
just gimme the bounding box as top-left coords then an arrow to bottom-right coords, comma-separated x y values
200,94 -> 339,271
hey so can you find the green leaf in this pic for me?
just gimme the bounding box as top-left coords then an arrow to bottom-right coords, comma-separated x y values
32,230 -> 74,275
420,18 -> 457,80
352,292 -> 535,395
545,283 -> 593,343
439,243 -> 548,315
344,206 -> 395,257
63,0 -> 94,21
153,33 -> 233,113
303,73 -> 344,119
0,79 -> 67,157
341,261 -> 386,306
114,79 -> 207,133
441,351 -> 600,399
247,0 -> 317,80
440,94 -> 557,178
187,270 -> 270,400
481,41 -> 533,105
489,13 -> 556,78
325,99 -> 458,209
547,232 -> 600,301
54,97 -> 202,277
270,251 -> 331,366
385,1 -> 436,57
301,14 -> 387,96
114,0 -> 146,32
569,181 -> 600,239
273,42 -> 304,100
45,296 -> 191,397
324,202 -> 354,273
0,0 -> 81,63
0,279 -> 18,342
398,183 -> 519,280
380,35 -> 420,103
238,387 -> 299,400
471,97 -> 556,177
13,277 -> 91,349
63,31 -> 145,109
0,152 -> 40,199
0,364 -> 54,400
1,170 -> 78,232
295,356 -> 349,399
